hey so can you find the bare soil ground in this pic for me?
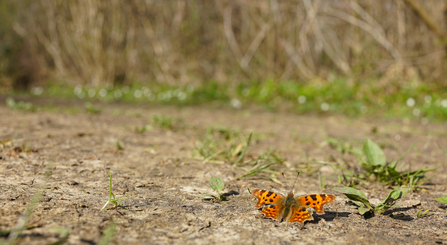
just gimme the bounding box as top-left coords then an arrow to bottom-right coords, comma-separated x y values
0,98 -> 446,244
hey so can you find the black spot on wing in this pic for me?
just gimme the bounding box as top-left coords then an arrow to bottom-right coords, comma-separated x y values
310,194 -> 317,201
266,191 -> 274,197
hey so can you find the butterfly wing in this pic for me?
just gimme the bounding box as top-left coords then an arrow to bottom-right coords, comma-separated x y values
295,194 -> 336,214
288,206 -> 314,223
252,189 -> 285,207
252,189 -> 285,220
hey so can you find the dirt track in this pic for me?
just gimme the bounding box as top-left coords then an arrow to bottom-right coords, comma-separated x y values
0,99 -> 446,244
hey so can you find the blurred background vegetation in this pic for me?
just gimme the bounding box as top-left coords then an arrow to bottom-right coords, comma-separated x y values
1,0 -> 447,119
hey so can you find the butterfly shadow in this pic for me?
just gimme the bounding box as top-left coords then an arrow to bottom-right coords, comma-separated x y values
383,205 -> 419,221
223,190 -> 240,197
309,211 -> 350,224
439,204 -> 447,210
202,190 -> 240,201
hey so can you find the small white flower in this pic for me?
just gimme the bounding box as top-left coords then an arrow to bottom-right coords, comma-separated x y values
88,89 -> 96,98
320,103 -> 330,111
77,91 -> 86,99
98,88 -> 107,97
114,90 -> 122,98
148,94 -> 156,101
122,86 -> 130,94
177,92 -> 187,100
260,88 -> 268,97
32,87 -> 43,95
186,85 -> 194,92
441,99 -> 447,108
133,90 -> 142,98
412,108 -> 420,117
231,98 -> 242,109
406,98 -> 415,107
298,95 -> 306,104
143,87 -> 151,96
74,85 -> 83,95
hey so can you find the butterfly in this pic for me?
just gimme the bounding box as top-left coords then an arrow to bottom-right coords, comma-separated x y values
252,189 -> 335,224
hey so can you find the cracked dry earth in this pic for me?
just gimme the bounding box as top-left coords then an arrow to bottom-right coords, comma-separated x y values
0,98 -> 447,245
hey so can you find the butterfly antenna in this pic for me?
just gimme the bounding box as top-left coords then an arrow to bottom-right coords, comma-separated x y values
290,171 -> 300,192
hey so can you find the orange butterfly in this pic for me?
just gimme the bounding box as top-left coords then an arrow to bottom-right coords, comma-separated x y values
252,189 -> 335,223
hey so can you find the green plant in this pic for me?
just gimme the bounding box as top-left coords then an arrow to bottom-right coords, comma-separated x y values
360,139 -> 437,187
321,138 -> 437,188
416,209 -> 430,218
2,164 -> 53,244
310,160 -> 367,188
150,114 -> 182,130
135,125 -> 152,134
233,132 -> 252,166
102,171 -> 128,210
435,196 -> 447,204
326,137 -> 362,156
48,228 -> 70,245
97,222 -> 117,245
438,141 -> 447,160
5,97 -> 35,112
203,177 -> 228,201
1,227 -> 70,245
194,136 -> 226,164
12,77 -> 447,121
194,131 -> 252,165
20,144 -> 37,153
235,149 -> 283,182
115,140 -> 124,151
193,130 -> 281,182
85,102 -> 102,114
333,186 -> 410,215
319,172 -> 326,189
207,125 -> 242,141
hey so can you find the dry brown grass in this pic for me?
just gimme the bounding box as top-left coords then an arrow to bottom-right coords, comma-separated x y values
1,0 -> 447,88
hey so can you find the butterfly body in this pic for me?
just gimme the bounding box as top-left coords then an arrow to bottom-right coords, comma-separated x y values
252,189 -> 335,223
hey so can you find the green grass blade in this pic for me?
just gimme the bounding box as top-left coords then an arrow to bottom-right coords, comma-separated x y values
234,132 -> 252,166
98,222 -> 117,245
48,228 -> 69,245
392,141 -> 418,166
435,196 -> 447,204
416,209 -> 430,218
236,162 -> 275,179
7,164 -> 53,244
437,141 -> 447,159
109,171 -> 113,197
